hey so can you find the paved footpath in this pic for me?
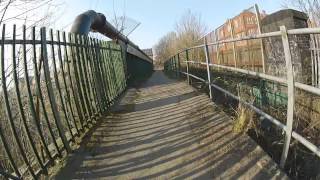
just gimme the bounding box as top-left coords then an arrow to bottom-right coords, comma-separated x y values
55,71 -> 288,180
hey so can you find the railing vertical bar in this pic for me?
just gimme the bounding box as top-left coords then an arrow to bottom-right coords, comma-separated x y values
96,39 -> 110,109
108,43 -> 117,98
84,36 -> 100,115
118,44 -> 126,94
255,4 -> 266,73
40,27 -> 71,153
56,30 -> 80,135
215,30 -> 220,71
75,34 -> 93,122
12,24 -> 45,171
49,29 -> 75,142
84,37 -> 100,117
280,25 -> 295,168
120,44 -> 127,90
92,38 -> 106,113
107,43 -> 116,101
315,35 -> 320,87
204,37 -> 213,99
84,37 -> 99,114
98,41 -> 112,106
104,43 -> 113,101
113,46 -> 122,96
176,55 -> 179,76
25,26 -> 53,163
92,38 -> 107,112
32,27 -> 62,157
64,32 -> 84,131
116,46 -> 124,95
174,56 -> 177,72
186,50 -> 190,84
177,53 -> 180,78
0,116 -> 21,178
229,19 -> 237,68
83,36 -> 99,118
99,41 -> 112,108
109,44 -> 117,100
68,33 -> 89,126
1,24 -> 37,178
311,34 -> 315,86
79,35 -> 97,119
171,58 -> 173,72
116,44 -> 124,95
99,40 -> 112,107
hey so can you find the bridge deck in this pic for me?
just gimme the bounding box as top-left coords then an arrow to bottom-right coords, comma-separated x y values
55,71 -> 287,179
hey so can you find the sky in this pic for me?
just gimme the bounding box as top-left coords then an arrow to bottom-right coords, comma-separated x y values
56,0 -> 285,49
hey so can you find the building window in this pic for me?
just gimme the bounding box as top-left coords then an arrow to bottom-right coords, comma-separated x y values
246,16 -> 256,25
234,19 -> 238,28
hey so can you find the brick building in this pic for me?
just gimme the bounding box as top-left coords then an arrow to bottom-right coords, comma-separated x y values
205,6 -> 266,71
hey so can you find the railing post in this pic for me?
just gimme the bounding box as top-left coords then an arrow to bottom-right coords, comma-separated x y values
177,53 -> 181,78
173,55 -> 177,76
170,57 -> 172,72
215,30 -> 220,71
280,25 -> 295,168
204,37 -> 213,99
186,49 -> 190,84
255,4 -> 266,73
229,19 -> 237,68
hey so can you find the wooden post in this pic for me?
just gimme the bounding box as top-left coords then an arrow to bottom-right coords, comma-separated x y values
280,26 -> 295,168
204,37 -> 213,99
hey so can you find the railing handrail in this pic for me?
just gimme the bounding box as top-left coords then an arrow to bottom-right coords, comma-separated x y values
164,25 -> 320,170
167,27 -> 320,61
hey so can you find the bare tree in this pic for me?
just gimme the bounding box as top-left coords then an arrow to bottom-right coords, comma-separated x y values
175,10 -> 207,50
0,0 -> 66,28
154,31 -> 177,65
283,0 -> 320,26
154,10 -> 207,65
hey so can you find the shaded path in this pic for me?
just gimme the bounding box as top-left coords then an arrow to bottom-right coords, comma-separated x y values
55,71 -> 287,179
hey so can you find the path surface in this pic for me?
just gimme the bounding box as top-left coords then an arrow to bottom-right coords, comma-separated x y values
55,71 -> 287,179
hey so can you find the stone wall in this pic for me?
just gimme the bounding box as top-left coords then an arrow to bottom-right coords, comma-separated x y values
261,9 -> 311,84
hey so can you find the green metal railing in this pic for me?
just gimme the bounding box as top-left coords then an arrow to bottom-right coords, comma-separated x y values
0,24 -> 126,179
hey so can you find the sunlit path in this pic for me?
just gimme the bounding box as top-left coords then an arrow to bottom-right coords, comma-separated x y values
55,71 -> 287,179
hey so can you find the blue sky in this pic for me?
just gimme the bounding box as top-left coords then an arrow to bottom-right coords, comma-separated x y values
61,0 -> 285,49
